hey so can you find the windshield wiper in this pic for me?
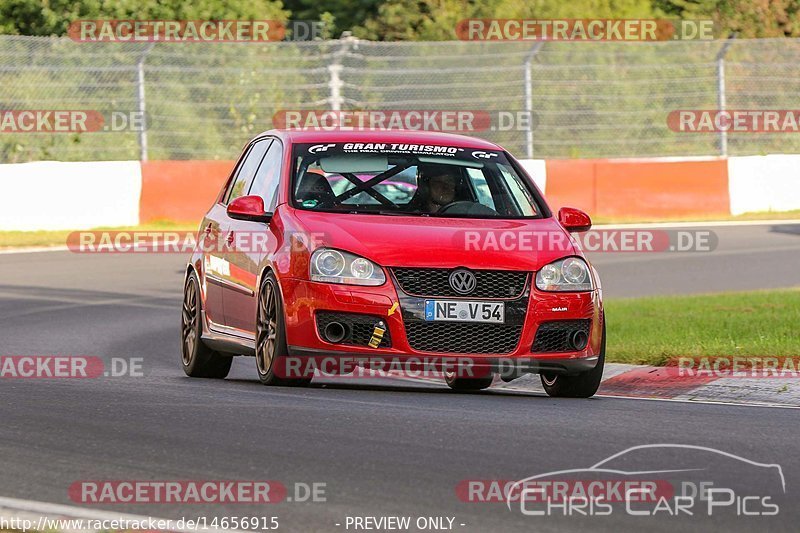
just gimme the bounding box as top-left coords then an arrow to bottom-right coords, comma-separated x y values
377,210 -> 419,216
343,209 -> 421,216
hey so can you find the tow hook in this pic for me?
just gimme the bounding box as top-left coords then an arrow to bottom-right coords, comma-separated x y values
368,321 -> 386,348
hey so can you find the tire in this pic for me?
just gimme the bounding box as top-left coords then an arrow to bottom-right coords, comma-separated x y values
181,270 -> 233,379
540,318 -> 605,398
255,272 -> 312,387
444,367 -> 494,391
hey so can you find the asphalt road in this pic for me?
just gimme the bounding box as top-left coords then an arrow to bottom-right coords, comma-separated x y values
586,221 -> 800,297
0,222 -> 798,532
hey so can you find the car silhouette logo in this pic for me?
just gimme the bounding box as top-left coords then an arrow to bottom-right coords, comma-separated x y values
308,143 -> 336,154
505,443 -> 787,511
449,269 -> 477,295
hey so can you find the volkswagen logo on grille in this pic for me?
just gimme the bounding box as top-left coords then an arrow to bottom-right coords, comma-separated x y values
449,269 -> 477,295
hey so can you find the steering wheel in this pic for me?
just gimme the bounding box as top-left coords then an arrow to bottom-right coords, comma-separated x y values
437,201 -> 498,216
437,201 -> 476,214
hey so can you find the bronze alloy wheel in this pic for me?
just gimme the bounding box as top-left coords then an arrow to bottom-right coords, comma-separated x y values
180,271 -> 232,379
255,273 -> 312,386
181,277 -> 198,366
256,279 -> 278,376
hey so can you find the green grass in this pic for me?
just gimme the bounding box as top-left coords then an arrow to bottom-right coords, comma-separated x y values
0,220 -> 197,249
605,289 -> 800,365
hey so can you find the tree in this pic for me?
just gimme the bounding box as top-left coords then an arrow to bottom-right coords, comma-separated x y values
0,0 -> 289,36
355,0 -> 665,41
282,0 -> 382,38
656,0 -> 800,37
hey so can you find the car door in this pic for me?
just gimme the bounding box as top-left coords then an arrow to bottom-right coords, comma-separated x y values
224,138 -> 284,333
201,142 -> 261,328
199,202 -> 227,327
208,138 -> 271,331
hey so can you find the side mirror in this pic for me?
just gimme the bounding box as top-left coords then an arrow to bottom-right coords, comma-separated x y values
558,207 -> 592,233
227,195 -> 272,223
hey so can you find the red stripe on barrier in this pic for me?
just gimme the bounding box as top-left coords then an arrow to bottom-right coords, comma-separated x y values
140,160 -> 235,223
545,158 -> 730,219
138,157 -> 732,223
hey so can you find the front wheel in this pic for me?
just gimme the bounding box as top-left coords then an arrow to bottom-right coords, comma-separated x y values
255,272 -> 312,387
540,318 -> 605,398
181,271 -> 232,379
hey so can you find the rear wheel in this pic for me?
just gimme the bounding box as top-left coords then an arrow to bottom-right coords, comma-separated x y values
181,271 -> 232,378
444,366 -> 494,391
255,272 -> 312,387
540,318 -> 605,398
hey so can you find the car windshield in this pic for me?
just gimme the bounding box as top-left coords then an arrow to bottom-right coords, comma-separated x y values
291,142 -> 543,218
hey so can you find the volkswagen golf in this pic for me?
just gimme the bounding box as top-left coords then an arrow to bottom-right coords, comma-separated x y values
181,129 -> 605,397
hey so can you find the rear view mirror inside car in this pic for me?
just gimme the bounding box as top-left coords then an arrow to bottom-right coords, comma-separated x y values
319,154 -> 389,173
418,155 -> 484,168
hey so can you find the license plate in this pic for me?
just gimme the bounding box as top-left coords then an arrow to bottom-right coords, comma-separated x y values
424,300 -> 505,323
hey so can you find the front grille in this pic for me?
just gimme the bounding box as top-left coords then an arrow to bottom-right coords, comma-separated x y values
316,311 -> 392,348
405,322 -> 522,354
532,320 -> 590,353
392,268 -> 527,298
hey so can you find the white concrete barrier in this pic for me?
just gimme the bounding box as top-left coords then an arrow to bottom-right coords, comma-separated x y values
518,159 -> 547,193
0,156 -> 795,231
0,161 -> 141,230
728,155 -> 800,215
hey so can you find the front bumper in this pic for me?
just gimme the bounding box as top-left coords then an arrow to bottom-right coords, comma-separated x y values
280,276 -> 603,375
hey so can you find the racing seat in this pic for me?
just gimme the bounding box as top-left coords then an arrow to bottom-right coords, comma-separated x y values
296,171 -> 336,207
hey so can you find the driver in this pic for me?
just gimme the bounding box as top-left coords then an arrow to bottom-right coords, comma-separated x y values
410,164 -> 458,213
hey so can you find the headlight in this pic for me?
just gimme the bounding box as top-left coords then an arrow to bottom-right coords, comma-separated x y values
310,248 -> 386,286
535,257 -> 593,292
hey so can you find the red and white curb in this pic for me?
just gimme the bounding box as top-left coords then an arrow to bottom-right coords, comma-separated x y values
494,363 -> 800,408
391,362 -> 800,408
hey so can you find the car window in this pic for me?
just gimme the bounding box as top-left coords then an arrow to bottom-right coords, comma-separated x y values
248,140 -> 283,209
224,139 -> 271,204
498,163 -> 537,217
323,165 -> 419,206
292,144 -> 543,218
466,168 -> 496,210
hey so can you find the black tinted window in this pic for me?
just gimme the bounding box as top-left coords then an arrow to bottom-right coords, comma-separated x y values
224,139 -> 271,204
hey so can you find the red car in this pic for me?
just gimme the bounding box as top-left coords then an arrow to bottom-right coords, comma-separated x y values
181,130 -> 605,397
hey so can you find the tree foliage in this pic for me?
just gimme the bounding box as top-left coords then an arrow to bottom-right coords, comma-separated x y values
0,0 -> 289,36
1,0 -> 798,39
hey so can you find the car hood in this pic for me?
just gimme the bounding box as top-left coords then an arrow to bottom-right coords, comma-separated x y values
291,209 -> 578,271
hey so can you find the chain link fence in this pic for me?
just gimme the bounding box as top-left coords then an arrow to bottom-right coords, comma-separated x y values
1,35 -> 799,162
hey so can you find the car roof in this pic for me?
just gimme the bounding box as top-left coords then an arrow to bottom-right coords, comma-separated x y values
257,129 -> 504,151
